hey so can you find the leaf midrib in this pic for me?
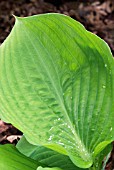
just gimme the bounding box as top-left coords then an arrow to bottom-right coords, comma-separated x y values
16,18 -> 91,162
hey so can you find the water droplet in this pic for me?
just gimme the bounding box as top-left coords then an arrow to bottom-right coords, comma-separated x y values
58,118 -> 61,121
68,125 -> 71,129
102,85 -> 106,89
110,127 -> 112,131
82,148 -> 85,152
105,64 -> 107,67
48,135 -> 53,141
61,123 -> 67,126
57,140 -> 64,146
91,128 -> 95,131
72,129 -> 75,134
64,146 -> 67,149
49,127 -> 53,131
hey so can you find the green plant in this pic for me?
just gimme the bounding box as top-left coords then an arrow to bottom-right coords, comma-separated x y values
0,13 -> 114,170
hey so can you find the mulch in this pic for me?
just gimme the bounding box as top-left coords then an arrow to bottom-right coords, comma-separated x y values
0,0 -> 114,169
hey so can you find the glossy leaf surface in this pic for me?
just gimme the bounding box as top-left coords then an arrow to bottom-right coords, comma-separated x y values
0,13 -> 114,168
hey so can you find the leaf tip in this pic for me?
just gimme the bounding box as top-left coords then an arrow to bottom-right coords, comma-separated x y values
12,14 -> 24,23
12,14 -> 18,20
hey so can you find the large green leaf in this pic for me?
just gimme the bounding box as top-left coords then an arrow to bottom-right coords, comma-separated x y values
0,144 -> 39,170
0,13 -> 114,168
16,136 -> 84,170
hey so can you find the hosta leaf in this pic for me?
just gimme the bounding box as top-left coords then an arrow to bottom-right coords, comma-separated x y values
0,13 -> 114,168
0,144 -> 39,170
17,136 -> 84,170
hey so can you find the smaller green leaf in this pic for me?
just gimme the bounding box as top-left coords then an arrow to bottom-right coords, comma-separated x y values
92,144 -> 112,170
0,144 -> 40,170
16,136 -> 87,170
37,166 -> 62,170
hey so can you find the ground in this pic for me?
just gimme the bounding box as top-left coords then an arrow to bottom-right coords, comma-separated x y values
0,0 -> 114,169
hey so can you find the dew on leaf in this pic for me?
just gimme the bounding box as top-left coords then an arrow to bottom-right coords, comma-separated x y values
82,148 -> 85,152
91,128 -> 95,131
48,135 -> 53,141
49,127 -> 53,131
58,140 -> 64,146
110,127 -> 112,131
104,64 -> 107,67
102,85 -> 106,89
68,125 -> 71,129
71,129 -> 75,134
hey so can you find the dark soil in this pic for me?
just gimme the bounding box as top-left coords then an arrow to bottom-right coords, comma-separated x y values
0,0 -> 114,169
